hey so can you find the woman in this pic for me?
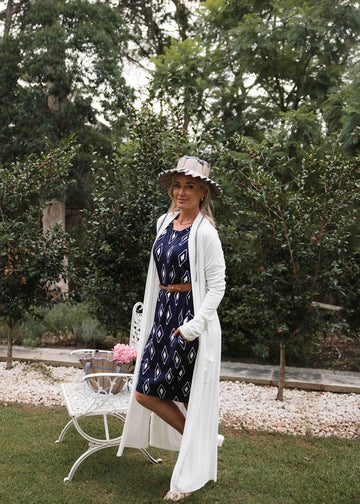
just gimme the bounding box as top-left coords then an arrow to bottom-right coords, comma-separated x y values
117,156 -> 226,501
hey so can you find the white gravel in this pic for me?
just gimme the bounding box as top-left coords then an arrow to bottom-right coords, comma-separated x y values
1,361 -> 359,439
219,380 -> 360,439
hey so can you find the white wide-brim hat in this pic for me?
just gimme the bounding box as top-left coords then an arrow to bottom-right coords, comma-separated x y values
158,156 -> 223,198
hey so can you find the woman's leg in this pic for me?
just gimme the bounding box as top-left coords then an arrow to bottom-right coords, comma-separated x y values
135,391 -> 186,434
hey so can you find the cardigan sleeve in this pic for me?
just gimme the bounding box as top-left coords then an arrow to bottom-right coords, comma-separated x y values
179,230 -> 226,342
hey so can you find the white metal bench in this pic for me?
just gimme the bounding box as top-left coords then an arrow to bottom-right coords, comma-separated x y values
55,302 -> 162,482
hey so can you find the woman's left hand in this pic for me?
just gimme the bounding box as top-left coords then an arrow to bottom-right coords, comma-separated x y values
174,327 -> 190,342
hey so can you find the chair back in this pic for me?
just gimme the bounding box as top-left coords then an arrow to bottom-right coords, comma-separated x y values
129,301 -> 143,348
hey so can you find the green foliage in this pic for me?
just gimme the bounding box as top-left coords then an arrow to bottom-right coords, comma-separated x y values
44,302 -> 89,339
16,308 -> 48,348
0,143 -> 78,365
76,318 -> 107,347
151,0 -> 360,144
117,0 -> 196,57
151,37 -> 210,130
0,0 -> 134,214
45,301 -> 107,347
84,106 -> 194,333
338,62 -> 360,155
16,302 -> 107,348
214,134 -> 360,361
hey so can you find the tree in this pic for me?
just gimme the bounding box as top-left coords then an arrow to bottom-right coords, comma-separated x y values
0,143 -> 77,368
84,105 -> 195,336
118,0 -> 197,58
0,0 -> 133,216
151,0 -> 360,143
0,0 -> 202,225
150,37 -> 211,131
338,62 -> 360,155
214,134 -> 360,399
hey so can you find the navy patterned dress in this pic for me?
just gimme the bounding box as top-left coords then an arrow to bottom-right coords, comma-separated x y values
136,222 -> 199,403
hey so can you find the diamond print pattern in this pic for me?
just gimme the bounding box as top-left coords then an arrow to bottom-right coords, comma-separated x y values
183,309 -> 192,324
156,326 -> 164,343
177,366 -> 185,380
161,345 -> 169,364
169,231 -> 177,243
178,337 -> 186,350
165,369 -> 174,384
154,363 -> 161,380
157,384 -> 166,398
142,358 -> 150,374
161,264 -> 167,283
142,379 -> 150,394
165,306 -> 173,325
180,232 -> 190,243
154,243 -> 163,261
149,342 -> 155,360
169,265 -> 176,282
173,351 -> 181,369
174,292 -> 180,306
136,222 -> 198,403
187,347 -> 196,363
166,245 -> 174,263
181,271 -> 190,284
182,381 -> 190,397
178,249 -> 187,267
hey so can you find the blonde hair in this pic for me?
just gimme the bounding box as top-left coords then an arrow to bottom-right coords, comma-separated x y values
167,174 -> 216,227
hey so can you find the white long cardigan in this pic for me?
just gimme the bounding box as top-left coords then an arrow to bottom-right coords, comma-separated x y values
117,211 -> 226,494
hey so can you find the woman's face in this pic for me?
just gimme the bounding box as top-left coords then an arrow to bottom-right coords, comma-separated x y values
172,174 -> 207,213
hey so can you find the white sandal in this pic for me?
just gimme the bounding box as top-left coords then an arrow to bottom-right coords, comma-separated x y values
164,491 -> 191,501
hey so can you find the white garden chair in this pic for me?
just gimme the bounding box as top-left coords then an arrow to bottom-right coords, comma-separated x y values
55,302 -> 162,482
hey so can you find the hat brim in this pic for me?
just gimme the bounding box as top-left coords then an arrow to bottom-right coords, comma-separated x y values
158,168 -> 222,198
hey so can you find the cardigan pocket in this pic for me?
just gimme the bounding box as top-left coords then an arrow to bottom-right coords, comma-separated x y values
202,321 -> 215,380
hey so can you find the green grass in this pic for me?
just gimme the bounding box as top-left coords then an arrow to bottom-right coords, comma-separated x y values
0,403 -> 359,504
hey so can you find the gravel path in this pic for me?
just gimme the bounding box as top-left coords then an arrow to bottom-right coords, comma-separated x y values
1,361 -> 359,440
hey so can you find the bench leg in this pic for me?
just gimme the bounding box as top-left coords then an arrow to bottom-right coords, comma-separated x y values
55,419 -> 75,444
63,442 -> 162,482
140,448 -> 163,465
64,443 -> 110,482
58,412 -> 162,482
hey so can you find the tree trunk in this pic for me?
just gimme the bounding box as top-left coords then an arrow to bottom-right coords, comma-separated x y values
42,200 -> 68,296
4,0 -> 30,36
6,319 -> 14,370
276,342 -> 286,401
4,0 -> 14,35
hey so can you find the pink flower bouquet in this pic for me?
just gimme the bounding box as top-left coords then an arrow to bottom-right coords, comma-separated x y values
113,343 -> 137,365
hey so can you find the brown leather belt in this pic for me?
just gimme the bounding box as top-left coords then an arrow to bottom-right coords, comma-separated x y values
159,283 -> 192,293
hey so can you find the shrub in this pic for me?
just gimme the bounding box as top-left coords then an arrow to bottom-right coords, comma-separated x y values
213,134 -> 360,398
76,318 -> 107,347
15,302 -> 108,349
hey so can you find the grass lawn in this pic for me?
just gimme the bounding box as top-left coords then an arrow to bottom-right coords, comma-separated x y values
0,403 -> 359,504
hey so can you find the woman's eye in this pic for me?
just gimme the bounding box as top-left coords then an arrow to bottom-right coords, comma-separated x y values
173,183 -> 195,190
